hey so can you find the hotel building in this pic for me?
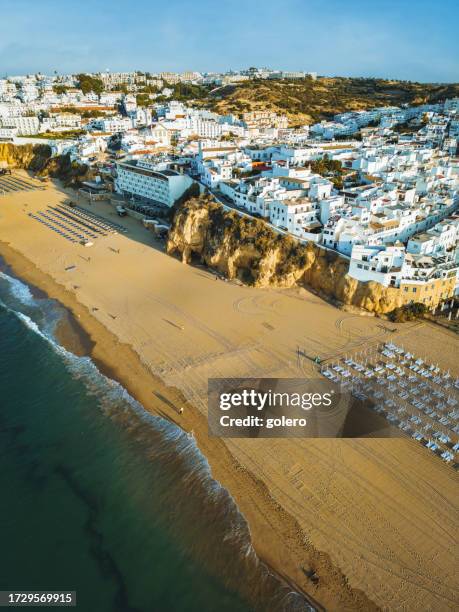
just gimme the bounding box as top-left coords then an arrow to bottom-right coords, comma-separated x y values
115,158 -> 194,207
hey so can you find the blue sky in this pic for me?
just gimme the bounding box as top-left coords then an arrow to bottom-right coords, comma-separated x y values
1,0 -> 458,82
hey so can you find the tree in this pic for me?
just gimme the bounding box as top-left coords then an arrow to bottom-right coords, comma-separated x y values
77,74 -> 104,96
53,84 -> 67,95
140,84 -> 159,94
389,303 -> 427,322
92,79 -> 104,96
136,93 -> 150,107
82,109 -> 105,118
221,131 -> 236,141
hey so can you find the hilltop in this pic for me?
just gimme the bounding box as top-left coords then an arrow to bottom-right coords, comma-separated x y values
197,77 -> 459,126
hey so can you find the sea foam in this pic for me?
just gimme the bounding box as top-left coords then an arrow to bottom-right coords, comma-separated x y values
0,281 -> 313,612
0,271 -> 36,307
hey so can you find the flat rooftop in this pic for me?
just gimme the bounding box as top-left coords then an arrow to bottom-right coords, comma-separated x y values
118,161 -> 180,178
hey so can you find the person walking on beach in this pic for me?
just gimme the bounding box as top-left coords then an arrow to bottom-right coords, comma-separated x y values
179,407 -> 184,415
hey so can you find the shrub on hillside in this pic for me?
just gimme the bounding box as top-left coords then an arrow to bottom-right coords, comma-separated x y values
389,302 -> 427,322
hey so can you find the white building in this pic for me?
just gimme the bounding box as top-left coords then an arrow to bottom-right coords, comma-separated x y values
349,244 -> 406,287
0,115 -> 39,135
115,158 -> 194,207
407,221 -> 458,256
90,117 -> 132,133
269,198 -> 321,240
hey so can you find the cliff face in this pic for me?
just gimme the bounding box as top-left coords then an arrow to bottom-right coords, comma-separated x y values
167,197 -> 404,315
0,143 -> 52,172
0,143 -> 92,187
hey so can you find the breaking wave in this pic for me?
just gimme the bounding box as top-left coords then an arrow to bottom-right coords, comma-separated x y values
0,271 -> 314,612
0,270 -> 36,307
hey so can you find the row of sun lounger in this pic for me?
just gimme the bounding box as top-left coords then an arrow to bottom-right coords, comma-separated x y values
55,206 -> 113,235
60,203 -> 127,234
46,208 -> 99,239
29,201 -> 123,245
48,207 -> 100,238
29,213 -> 78,243
36,211 -> 91,241
0,176 -> 43,194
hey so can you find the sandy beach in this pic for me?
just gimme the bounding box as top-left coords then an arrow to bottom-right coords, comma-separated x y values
0,172 -> 458,611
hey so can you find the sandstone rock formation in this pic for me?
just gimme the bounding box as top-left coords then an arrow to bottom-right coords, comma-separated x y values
167,196 -> 404,315
0,143 -> 92,187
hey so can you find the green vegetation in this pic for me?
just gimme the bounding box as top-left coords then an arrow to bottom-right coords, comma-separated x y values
166,82 -> 210,102
81,109 -> 106,118
393,120 -> 423,134
139,84 -> 160,94
52,84 -> 68,95
192,77 -> 459,126
309,154 -> 345,188
136,93 -> 151,107
53,106 -> 79,114
27,130 -> 84,140
220,132 -> 236,141
53,107 -> 107,118
389,302 -> 427,322
44,153 -> 91,186
76,74 -> 104,96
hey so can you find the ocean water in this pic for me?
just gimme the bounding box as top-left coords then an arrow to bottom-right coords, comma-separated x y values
0,264 -> 254,612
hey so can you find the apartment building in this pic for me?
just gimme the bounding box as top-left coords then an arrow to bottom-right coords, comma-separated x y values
349,242 -> 458,307
0,115 -> 39,135
115,158 -> 194,207
349,244 -> 406,285
220,177 -> 287,217
407,221 -> 458,256
399,267 -> 457,307
40,113 -> 82,132
0,80 -> 18,99
180,72 -> 202,82
270,198 -> 321,239
242,111 -> 288,131
89,117 -> 133,133
160,72 -> 181,84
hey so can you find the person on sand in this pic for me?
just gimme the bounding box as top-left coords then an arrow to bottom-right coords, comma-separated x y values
179,407 -> 184,414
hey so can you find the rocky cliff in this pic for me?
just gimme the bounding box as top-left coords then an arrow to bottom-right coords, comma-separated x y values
0,142 -> 52,172
0,143 -> 92,187
167,196 -> 404,315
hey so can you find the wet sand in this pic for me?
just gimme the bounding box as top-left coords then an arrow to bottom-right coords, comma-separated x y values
0,173 -> 458,611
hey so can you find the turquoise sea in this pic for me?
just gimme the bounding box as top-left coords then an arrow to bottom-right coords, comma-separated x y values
0,261 -> 256,612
